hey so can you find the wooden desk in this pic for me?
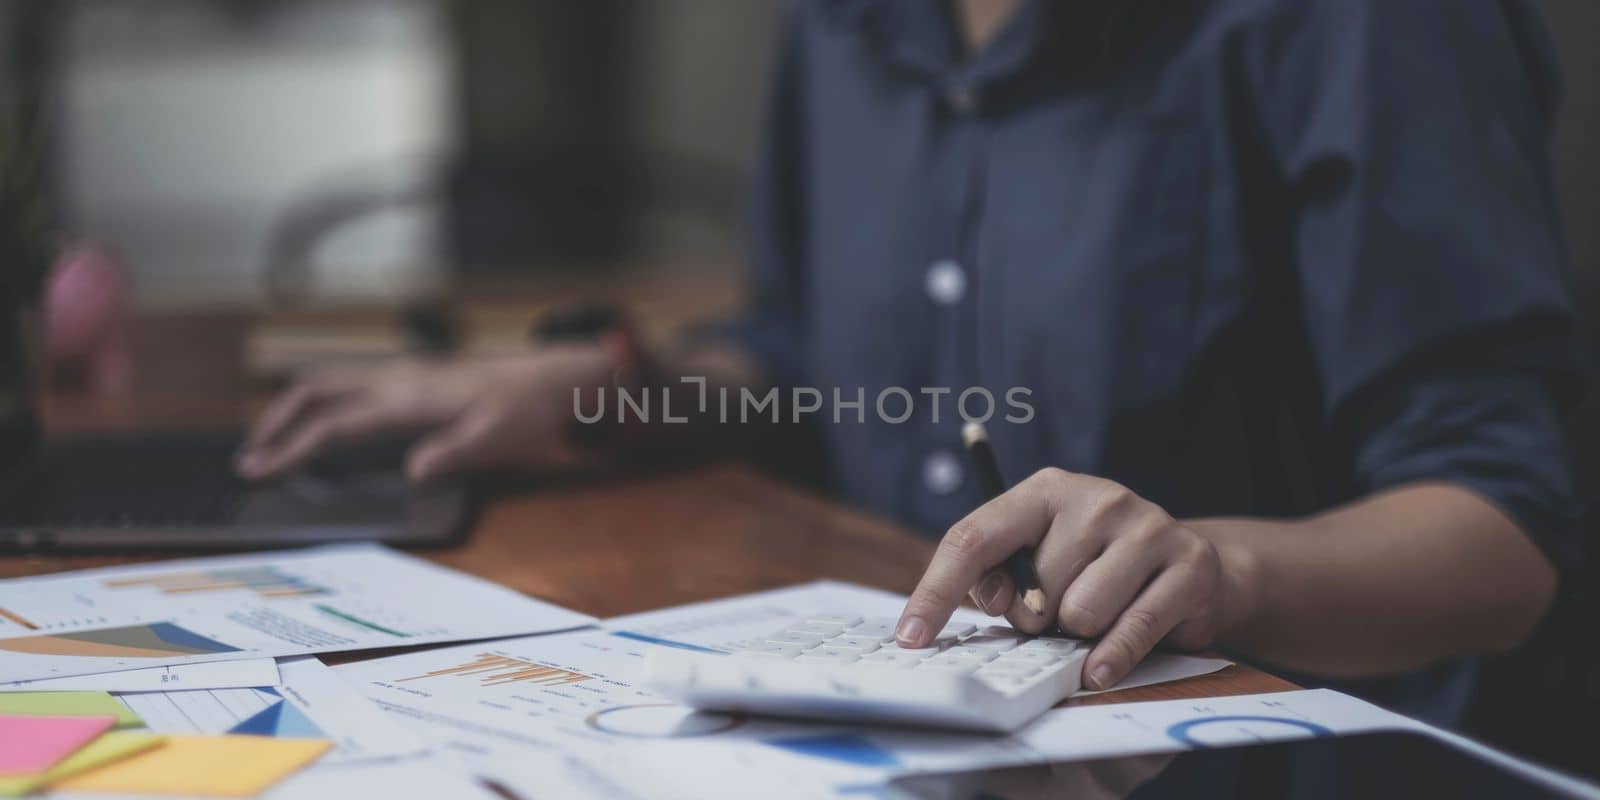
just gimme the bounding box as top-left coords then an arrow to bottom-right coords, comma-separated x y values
4,296 -> 1295,708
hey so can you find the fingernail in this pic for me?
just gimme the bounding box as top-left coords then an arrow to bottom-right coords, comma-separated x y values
978,574 -> 1007,613
895,616 -> 927,646
1088,665 -> 1115,691
236,454 -> 261,474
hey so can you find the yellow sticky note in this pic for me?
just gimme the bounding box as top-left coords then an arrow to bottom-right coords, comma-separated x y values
0,691 -> 142,728
0,731 -> 164,797
52,735 -> 331,797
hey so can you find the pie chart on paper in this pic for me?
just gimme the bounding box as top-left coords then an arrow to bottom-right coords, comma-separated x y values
0,622 -> 242,659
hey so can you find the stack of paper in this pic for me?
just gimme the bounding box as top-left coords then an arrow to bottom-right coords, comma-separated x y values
8,551 -> 1494,799
0,659 -> 282,693
0,544 -> 595,685
332,580 -> 1237,799
0,544 -> 598,796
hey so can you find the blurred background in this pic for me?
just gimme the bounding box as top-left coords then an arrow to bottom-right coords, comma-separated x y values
2,1 -> 1594,308
1,0 -> 1597,779
3,0 -> 780,307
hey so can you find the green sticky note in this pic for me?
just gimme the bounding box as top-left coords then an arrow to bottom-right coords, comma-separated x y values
0,691 -> 142,728
0,731 -> 165,797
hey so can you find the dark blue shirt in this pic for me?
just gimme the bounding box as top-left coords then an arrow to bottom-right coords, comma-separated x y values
732,0 -> 1580,722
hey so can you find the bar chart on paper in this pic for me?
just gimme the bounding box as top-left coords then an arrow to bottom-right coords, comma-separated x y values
398,653 -> 591,687
0,547 -> 596,683
337,630 -> 668,759
102,566 -> 330,599
0,562 -> 334,636
336,630 -> 770,781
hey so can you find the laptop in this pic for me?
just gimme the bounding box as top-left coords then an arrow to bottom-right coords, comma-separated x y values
0,426 -> 475,552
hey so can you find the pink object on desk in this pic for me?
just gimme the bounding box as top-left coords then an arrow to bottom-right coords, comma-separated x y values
0,712 -> 117,775
42,244 -> 132,392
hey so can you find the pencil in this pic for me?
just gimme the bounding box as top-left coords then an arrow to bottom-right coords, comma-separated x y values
962,422 -> 1047,617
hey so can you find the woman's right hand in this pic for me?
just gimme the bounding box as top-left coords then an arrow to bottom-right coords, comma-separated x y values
235,345 -> 616,482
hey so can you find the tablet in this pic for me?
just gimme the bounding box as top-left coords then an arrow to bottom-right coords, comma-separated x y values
886,730 -> 1591,799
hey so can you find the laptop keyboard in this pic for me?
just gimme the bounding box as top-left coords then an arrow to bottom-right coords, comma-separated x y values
0,433 -> 247,527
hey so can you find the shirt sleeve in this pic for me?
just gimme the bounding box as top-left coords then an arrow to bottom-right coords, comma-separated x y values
1247,0 -> 1582,565
695,5 -> 812,392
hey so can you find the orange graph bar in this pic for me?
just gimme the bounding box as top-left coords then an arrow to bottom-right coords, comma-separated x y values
0,607 -> 39,630
258,588 -> 322,598
397,653 -> 590,687
158,581 -> 254,594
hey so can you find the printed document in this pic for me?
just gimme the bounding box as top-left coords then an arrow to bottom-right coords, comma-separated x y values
335,580 -> 1232,797
0,544 -> 594,682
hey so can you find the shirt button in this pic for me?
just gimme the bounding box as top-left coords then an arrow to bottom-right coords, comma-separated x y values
946,85 -> 978,115
923,451 -> 964,496
924,259 -> 967,305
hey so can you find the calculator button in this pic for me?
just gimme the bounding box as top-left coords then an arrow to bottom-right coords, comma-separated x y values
939,622 -> 978,639
851,631 -> 897,644
884,643 -> 941,657
734,643 -> 803,659
806,647 -> 862,660
786,622 -> 846,637
828,635 -> 882,653
1018,638 -> 1080,653
766,632 -> 826,647
940,646 -> 999,662
847,617 -> 899,639
998,648 -> 1059,662
958,635 -> 1022,651
859,651 -> 925,666
805,613 -> 864,628
857,656 -> 919,670
975,626 -> 1021,637
915,659 -> 979,675
977,661 -> 1040,677
797,652 -> 859,665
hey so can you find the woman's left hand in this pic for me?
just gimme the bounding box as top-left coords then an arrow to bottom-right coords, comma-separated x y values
895,468 -> 1233,691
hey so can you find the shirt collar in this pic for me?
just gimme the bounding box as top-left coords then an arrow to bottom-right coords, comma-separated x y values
823,0 -> 1049,86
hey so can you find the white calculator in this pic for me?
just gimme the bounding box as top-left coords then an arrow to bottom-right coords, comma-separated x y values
641,613 -> 1088,732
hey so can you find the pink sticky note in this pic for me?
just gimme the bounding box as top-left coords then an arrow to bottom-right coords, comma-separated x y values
0,713 -> 117,776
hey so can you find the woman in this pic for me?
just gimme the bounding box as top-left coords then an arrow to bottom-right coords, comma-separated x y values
238,0 -> 1578,724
